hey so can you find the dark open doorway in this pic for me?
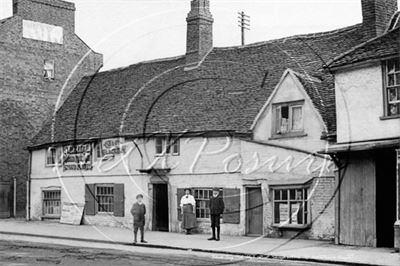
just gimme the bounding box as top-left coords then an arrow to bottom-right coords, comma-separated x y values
376,148 -> 397,248
152,184 -> 169,232
246,187 -> 263,235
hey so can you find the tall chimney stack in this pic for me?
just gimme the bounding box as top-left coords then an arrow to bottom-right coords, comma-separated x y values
186,0 -> 213,67
362,0 -> 398,39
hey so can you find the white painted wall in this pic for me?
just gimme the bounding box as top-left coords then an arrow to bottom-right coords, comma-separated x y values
253,72 -> 327,152
30,134 -> 335,239
335,64 -> 400,143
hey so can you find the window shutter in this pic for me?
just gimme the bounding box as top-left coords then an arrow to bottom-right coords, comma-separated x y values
222,188 -> 241,224
85,184 -> 96,216
176,188 -> 185,221
113,183 -> 125,217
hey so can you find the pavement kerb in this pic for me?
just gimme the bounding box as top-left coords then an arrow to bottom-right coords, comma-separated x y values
0,230 -> 384,266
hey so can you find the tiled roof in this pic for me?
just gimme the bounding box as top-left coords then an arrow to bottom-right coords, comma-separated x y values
327,27 -> 400,69
30,24 -> 367,147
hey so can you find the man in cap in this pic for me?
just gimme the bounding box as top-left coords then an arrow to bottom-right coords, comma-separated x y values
208,188 -> 224,241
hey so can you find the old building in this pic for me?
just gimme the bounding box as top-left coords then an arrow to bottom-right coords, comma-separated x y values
0,0 -> 103,218
26,0 -> 395,240
325,2 -> 400,248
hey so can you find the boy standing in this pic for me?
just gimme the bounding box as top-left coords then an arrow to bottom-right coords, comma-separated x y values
130,194 -> 147,244
208,188 -> 224,241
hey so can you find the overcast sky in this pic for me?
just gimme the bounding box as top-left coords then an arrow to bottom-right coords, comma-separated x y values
1,0 -> 398,70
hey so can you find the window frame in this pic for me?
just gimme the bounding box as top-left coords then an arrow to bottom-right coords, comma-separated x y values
271,185 -> 310,229
382,59 -> 400,118
43,60 -> 55,80
193,188 -> 223,220
42,189 -> 61,218
271,100 -> 305,138
155,137 -> 180,156
95,184 -> 115,214
45,146 -> 60,167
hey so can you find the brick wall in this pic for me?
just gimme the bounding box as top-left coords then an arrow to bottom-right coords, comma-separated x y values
263,177 -> 335,240
362,0 -> 398,38
0,1 -> 102,217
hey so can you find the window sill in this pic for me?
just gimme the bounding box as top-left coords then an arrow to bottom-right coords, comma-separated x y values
155,154 -> 180,157
269,133 -> 307,140
380,114 -> 400,120
45,164 -> 61,168
272,224 -> 310,230
41,215 -> 61,220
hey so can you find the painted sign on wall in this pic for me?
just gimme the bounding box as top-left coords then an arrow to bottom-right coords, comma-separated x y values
63,144 -> 93,171
101,138 -> 125,155
23,20 -> 63,44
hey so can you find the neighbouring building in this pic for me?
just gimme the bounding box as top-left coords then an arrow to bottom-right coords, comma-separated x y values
0,0 -> 103,218
325,5 -> 400,248
26,0 -> 395,240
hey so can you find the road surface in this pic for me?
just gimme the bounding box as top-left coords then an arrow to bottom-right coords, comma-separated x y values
0,239 -> 344,266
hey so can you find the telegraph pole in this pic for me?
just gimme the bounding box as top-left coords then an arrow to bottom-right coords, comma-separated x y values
238,11 -> 250,46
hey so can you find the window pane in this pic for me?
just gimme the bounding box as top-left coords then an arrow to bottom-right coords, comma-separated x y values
155,138 -> 163,154
280,106 -> 289,134
274,190 -> 280,200
388,61 -> 396,73
290,189 -> 296,200
388,74 -> 395,86
389,104 -> 399,116
282,190 -> 288,200
291,106 -> 303,131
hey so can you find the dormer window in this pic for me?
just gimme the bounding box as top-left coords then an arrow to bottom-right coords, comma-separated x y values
384,59 -> 400,117
44,60 -> 55,80
272,101 -> 305,138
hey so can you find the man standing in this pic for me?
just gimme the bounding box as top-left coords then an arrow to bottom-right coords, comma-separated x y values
208,188 -> 224,241
130,194 -> 147,244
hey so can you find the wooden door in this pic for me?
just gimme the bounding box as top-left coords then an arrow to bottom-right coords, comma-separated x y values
246,187 -> 263,235
0,182 -> 10,218
152,184 -> 169,231
338,153 -> 376,247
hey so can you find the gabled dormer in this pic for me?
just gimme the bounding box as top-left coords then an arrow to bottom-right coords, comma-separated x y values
251,69 -> 328,151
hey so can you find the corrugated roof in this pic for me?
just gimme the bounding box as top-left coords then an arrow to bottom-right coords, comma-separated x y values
30,24 -> 368,147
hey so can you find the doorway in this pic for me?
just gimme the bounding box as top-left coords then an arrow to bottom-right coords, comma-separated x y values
376,148 -> 397,247
152,184 -> 169,231
246,187 -> 263,235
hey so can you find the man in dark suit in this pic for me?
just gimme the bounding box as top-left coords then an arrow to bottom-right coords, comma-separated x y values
208,188 -> 224,241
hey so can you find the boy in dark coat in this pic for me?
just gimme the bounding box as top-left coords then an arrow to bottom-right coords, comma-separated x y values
208,188 -> 224,241
130,194 -> 147,244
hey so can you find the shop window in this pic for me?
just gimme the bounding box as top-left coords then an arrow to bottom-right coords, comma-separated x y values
272,187 -> 309,227
45,147 -> 60,167
155,137 -> 179,156
384,59 -> 400,116
42,190 -> 61,218
96,185 -> 114,213
44,60 -> 55,80
273,101 -> 304,137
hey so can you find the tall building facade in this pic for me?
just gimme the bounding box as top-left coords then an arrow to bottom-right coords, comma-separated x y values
0,0 -> 103,217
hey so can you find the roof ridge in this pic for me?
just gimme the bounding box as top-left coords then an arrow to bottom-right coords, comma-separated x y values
326,26 -> 400,68
99,54 -> 185,74
214,24 -> 362,51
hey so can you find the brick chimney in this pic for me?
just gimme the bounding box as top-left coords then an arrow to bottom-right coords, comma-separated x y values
186,0 -> 213,67
13,0 -> 75,32
362,0 -> 398,39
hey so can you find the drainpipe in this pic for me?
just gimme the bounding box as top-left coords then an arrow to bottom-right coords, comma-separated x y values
394,149 -> 400,252
26,150 -> 32,221
13,177 -> 16,217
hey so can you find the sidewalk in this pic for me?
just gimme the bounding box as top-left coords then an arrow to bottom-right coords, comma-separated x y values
0,219 -> 399,266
